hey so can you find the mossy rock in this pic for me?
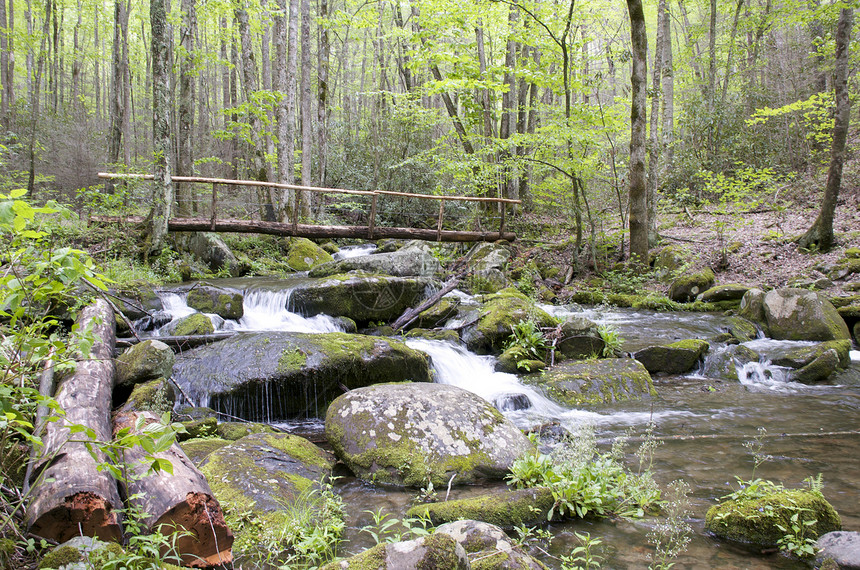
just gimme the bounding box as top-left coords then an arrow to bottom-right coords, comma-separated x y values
321,533 -> 469,570
410,297 -> 461,329
653,245 -> 691,281
287,237 -> 334,271
738,288 -> 767,327
836,304 -> 860,320
827,293 -> 860,308
171,313 -> 215,336
705,489 -> 841,548
701,345 -> 759,382
320,241 -> 340,254
38,538 -> 123,570
406,487 -> 555,529
496,345 -> 529,374
175,406 -> 218,420
111,284 -> 163,321
216,421 -> 276,441
116,377 -> 175,414
634,339 -> 709,375
403,328 -> 461,343
325,383 -> 534,487
668,268 -> 715,303
697,284 -> 749,303
171,331 -> 431,421
724,316 -> 759,343
771,339 -> 851,370
462,288 -> 556,355
789,349 -> 841,384
854,321 -> 860,342
763,288 -> 850,341
185,285 -> 244,320
845,247 -> 860,259
828,257 -> 860,280
179,417 -> 218,441
556,316 -> 605,360
179,437 -> 231,466
115,339 -> 176,388
310,241 -> 440,278
38,545 -> 83,569
524,358 -> 656,406
435,520 -> 548,570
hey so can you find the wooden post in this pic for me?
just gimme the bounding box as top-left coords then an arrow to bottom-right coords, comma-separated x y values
368,194 -> 378,239
436,200 -> 445,242
210,183 -> 218,230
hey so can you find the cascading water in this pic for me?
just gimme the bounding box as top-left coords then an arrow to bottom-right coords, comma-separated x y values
332,244 -> 378,260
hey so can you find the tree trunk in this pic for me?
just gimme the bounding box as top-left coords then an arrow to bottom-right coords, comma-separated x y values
149,0 -> 174,255
627,0 -> 648,266
177,0 -> 197,216
25,300 -> 123,544
26,0 -> 50,199
0,0 -> 10,128
646,0 -> 666,246
661,0 -> 674,169
114,412 -> 234,567
274,0 -> 293,220
108,0 -> 129,181
798,8 -> 853,252
299,0 -> 312,215
317,0 -> 329,187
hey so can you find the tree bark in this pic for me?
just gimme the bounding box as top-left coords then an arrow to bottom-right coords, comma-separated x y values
627,0 -> 648,265
661,0 -> 674,169
798,8 -> 853,252
114,412 -> 234,567
299,0 -> 312,215
149,0 -> 174,255
0,0 -> 10,128
25,300 -> 123,544
317,0 -> 329,187
107,0 -> 129,192
177,0 -> 197,215
646,0 -> 666,246
274,0 -> 294,220
26,0 -> 50,199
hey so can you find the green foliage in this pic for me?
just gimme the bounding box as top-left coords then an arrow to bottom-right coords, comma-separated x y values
358,508 -> 432,546
647,480 -> 692,570
596,324 -> 623,356
505,320 -> 548,362
561,531 -> 603,570
747,92 -> 835,158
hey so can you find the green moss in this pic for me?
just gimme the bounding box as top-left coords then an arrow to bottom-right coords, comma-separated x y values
216,422 -> 274,441
263,433 -> 334,470
0,538 -> 15,568
321,542 -> 387,570
845,247 -> 860,259
179,417 -> 218,441
38,546 -> 83,569
118,377 -> 175,414
179,437 -> 231,465
667,339 -> 709,352
287,238 -> 334,271
705,489 -> 841,548
406,487 -> 554,529
172,312 -> 215,336
526,359 -> 656,406
277,348 -> 308,373
186,288 -> 243,319
88,542 -> 125,567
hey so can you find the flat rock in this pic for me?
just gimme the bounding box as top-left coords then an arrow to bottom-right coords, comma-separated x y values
524,358 -> 656,406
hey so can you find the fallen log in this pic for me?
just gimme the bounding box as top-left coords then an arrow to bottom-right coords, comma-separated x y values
392,273 -> 465,331
113,412 -> 234,567
25,299 -> 124,543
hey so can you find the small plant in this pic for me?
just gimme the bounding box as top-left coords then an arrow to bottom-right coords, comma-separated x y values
561,531 -> 603,570
648,480 -> 692,570
596,324 -> 623,356
505,320 -> 548,361
358,509 -> 432,546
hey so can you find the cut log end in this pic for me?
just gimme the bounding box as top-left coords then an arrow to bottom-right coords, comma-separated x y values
29,492 -> 122,544
155,492 -> 234,568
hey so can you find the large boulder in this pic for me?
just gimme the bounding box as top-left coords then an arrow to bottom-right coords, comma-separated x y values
170,313 -> 215,336
462,288 -> 556,354
697,284 -> 749,303
523,358 -> 656,406
738,288 -> 767,328
789,349 -> 841,384
310,241 -> 440,278
464,242 -> 513,294
705,489 -> 841,549
668,268 -> 715,303
633,339 -> 709,375
653,245 -> 691,282
321,533 -> 469,570
185,232 -> 246,277
171,332 -> 431,421
185,285 -> 244,320
410,296 -> 461,329
770,340 -> 851,370
406,487 -> 554,529
762,288 -> 851,341
325,383 -> 533,487
287,237 -> 334,271
556,316 -> 605,360
116,378 -> 175,414
115,339 -> 175,388
289,273 -> 437,323
435,520 -> 549,570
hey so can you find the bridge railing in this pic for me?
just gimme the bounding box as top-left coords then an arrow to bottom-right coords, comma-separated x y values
96,173 -> 521,242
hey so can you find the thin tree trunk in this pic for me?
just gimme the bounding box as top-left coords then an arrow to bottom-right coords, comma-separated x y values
26,0 -> 51,199
661,0 -> 674,169
70,0 -> 81,109
317,0 -> 329,187
0,0 -> 9,128
107,0 -> 128,178
149,0 -> 174,255
299,0 -> 312,215
177,0 -> 196,215
627,0 -> 648,265
798,8 -> 852,252
646,0 -> 666,246
274,0 -> 293,220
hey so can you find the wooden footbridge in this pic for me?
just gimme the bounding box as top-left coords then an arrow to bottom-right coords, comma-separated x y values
94,173 -> 520,242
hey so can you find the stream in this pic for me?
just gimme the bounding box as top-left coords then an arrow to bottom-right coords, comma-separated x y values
147,277 -> 860,569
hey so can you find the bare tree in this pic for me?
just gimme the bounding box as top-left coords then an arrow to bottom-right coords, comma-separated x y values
176,0 -> 197,215
148,0 -> 174,255
627,0 -> 648,265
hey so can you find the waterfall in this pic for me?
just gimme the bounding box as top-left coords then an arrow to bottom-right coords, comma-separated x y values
332,244 -> 378,260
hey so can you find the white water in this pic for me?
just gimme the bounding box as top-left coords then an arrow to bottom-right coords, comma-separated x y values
332,244 -> 377,260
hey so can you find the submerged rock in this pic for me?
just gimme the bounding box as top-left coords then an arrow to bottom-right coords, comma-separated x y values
524,358 -> 656,406
325,383 -> 533,487
705,489 -> 841,549
406,487 -> 554,529
171,332 -> 431,421
185,285 -> 244,320
310,240 -> 440,278
634,339 -> 709,375
762,288 -> 850,341
322,533 -> 469,570
435,520 -> 549,570
289,273 -> 436,323
462,288 -> 556,354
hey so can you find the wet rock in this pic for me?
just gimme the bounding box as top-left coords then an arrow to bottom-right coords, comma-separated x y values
179,416 -> 218,441
407,487 -> 554,529
435,520 -> 549,570
705,489 -> 841,549
410,296 -> 461,329
310,240 -> 440,278
789,349 -> 841,384
116,378 -> 175,414
321,533 -> 469,570
216,422 -> 276,441
462,288 -> 556,355
404,328 -> 461,343
493,393 -> 533,412
815,531 -> 860,570
185,285 -> 244,320
634,339 -> 709,375
186,232 -> 246,276
464,242 -> 513,294
556,316 -> 606,360
762,288 -> 850,341
170,313 -> 215,336
116,339 -> 176,388
771,340 -> 851,370
325,383 -> 533,487
697,284 -> 749,303
112,283 -> 163,321
287,237 -> 334,271
289,272 -> 437,323
524,358 -> 656,406
668,268 -> 715,303
855,321 -> 860,343
724,316 -> 759,343
701,345 -> 759,382
171,332 -> 431,421
496,345 -> 544,373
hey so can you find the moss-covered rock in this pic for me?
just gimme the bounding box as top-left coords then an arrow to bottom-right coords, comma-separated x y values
410,297 -> 461,329
216,421 -> 275,441
828,257 -> 860,280
789,349 -> 841,384
111,283 -> 163,321
697,284 -> 750,303
406,487 -> 554,529
115,339 -> 176,388
310,241 -> 440,278
179,437 -> 231,466
321,533 -> 469,570
403,328 -> 461,343
116,377 -> 175,414
171,312 -> 215,336
846,248 -> 860,259
462,288 -> 556,355
762,288 -> 850,341
185,285 -> 244,320
289,272 -> 437,323
815,531 -> 860,570
724,316 -> 759,343
556,316 -> 606,360
669,268 -> 715,303
325,383 -> 534,487
179,416 -> 218,441
633,339 -> 709,375
855,321 -> 860,343
701,345 -> 759,382
738,288 -> 767,327
38,545 -> 83,569
524,358 -> 656,406
705,489 -> 841,549
653,245 -> 691,281
38,537 -> 124,570
171,331 -> 431,421
185,232 -> 247,277
435,520 -> 548,570
287,237 -> 334,271
770,340 -> 851,370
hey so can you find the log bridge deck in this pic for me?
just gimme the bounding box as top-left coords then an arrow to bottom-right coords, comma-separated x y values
95,173 -> 521,242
